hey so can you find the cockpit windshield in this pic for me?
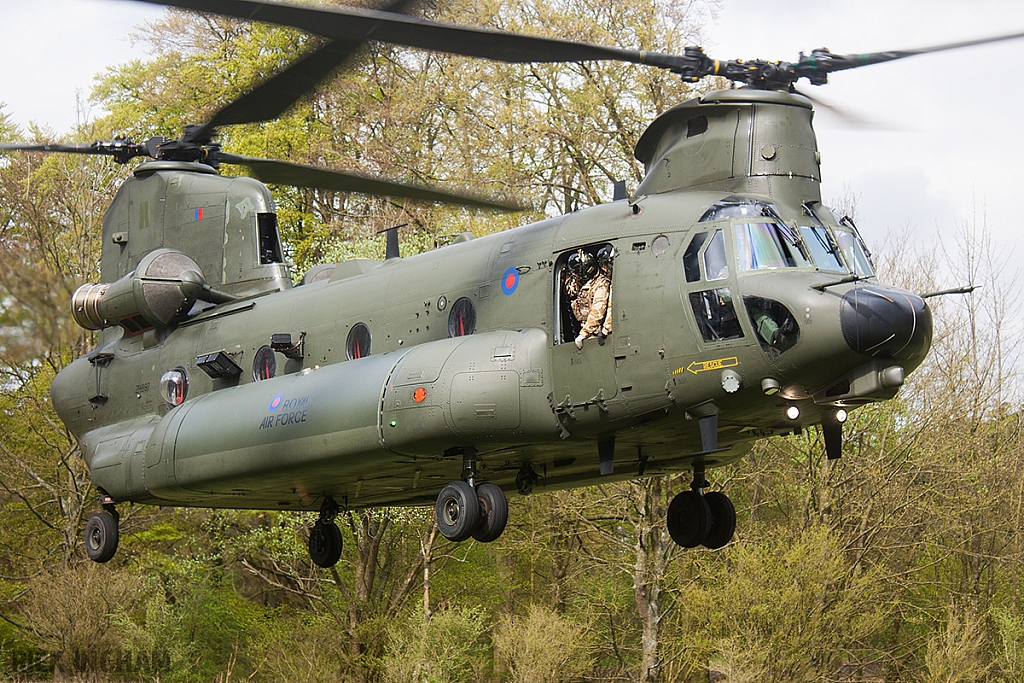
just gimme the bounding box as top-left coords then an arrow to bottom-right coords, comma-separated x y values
834,227 -> 874,277
699,197 -> 769,222
799,225 -> 844,271
734,222 -> 811,271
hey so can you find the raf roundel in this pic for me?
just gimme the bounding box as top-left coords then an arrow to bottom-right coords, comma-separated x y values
500,266 -> 520,296
269,394 -> 284,412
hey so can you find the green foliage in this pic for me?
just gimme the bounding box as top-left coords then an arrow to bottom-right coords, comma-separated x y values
678,526 -> 889,682
992,606 -> 1024,681
493,604 -> 593,683
381,606 -> 489,683
20,566 -> 147,676
112,558 -> 264,682
921,606 -> 991,683
251,613 -> 350,682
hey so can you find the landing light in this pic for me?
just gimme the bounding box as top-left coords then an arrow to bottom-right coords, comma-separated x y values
785,405 -> 800,421
835,408 -> 849,423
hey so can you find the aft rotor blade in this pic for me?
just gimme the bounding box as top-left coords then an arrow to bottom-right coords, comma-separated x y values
190,41 -> 358,141
189,0 -> 420,142
217,153 -> 522,210
0,142 -> 103,154
0,139 -> 151,163
129,0 -> 690,71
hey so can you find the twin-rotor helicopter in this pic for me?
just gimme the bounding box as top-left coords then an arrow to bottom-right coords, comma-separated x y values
4,0 -> 1018,568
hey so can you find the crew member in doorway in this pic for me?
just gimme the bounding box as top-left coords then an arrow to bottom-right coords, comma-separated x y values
574,246 -> 614,349
562,250 -> 589,341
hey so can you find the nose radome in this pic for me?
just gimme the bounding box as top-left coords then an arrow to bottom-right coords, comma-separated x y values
840,285 -> 932,368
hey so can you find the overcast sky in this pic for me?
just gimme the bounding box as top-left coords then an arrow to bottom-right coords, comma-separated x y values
2,0 -> 1023,276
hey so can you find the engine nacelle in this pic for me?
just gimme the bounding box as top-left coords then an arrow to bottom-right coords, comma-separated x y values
72,249 -> 207,334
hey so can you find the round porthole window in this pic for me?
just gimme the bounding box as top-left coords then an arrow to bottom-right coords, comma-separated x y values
253,345 -> 276,381
346,322 -> 372,360
159,367 -> 189,406
448,297 -> 476,337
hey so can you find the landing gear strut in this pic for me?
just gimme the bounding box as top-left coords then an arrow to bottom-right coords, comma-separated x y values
666,463 -> 735,550
308,495 -> 343,568
84,497 -> 120,563
435,449 -> 509,543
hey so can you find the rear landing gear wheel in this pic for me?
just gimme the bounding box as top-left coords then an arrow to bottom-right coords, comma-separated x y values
308,521 -> 343,568
84,510 -> 119,563
472,482 -> 508,543
666,490 -> 711,548
702,491 -> 736,549
436,481 -> 480,542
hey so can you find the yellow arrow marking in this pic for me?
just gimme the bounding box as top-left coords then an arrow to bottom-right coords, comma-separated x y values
685,356 -> 739,375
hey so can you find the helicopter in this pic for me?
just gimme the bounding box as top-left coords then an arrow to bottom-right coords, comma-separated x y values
5,0 -> 1016,569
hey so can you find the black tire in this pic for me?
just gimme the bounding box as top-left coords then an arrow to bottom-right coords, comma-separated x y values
308,520 -> 343,568
472,482 -> 508,543
436,481 -> 480,542
666,490 -> 711,548
702,491 -> 736,550
84,510 -> 119,563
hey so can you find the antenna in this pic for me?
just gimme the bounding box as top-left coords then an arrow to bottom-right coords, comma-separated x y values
377,223 -> 409,260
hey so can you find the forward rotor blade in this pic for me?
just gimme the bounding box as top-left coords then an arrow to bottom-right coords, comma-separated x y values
793,88 -> 881,129
189,0 -> 420,142
803,29 -> 1024,75
217,153 -> 522,210
129,0 -> 1024,90
129,0 -> 690,71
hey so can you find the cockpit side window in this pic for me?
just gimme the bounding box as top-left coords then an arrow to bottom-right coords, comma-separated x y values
689,288 -> 743,342
734,222 -> 809,271
703,230 -> 729,280
682,232 -> 708,283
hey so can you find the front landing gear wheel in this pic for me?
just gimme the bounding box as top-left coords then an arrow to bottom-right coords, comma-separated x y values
472,482 -> 508,543
436,481 -> 480,542
702,491 -> 736,549
308,521 -> 343,568
84,510 -> 119,563
667,490 -> 711,548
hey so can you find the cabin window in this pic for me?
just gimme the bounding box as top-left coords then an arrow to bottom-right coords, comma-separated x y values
257,213 -> 283,265
448,298 -> 476,337
159,367 -> 188,406
252,345 -> 276,381
346,323 -> 372,359
689,288 -> 743,342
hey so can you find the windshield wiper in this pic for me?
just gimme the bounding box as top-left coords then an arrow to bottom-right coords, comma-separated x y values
811,273 -> 871,291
